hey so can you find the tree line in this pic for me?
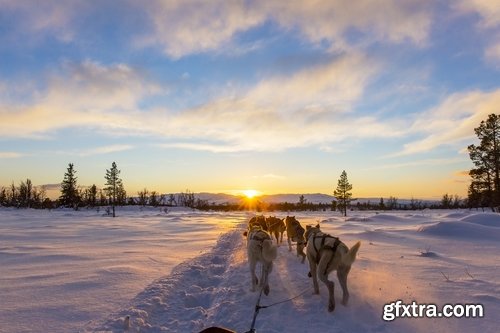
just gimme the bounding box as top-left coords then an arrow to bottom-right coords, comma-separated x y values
0,161 -> 205,213
330,114 -> 500,215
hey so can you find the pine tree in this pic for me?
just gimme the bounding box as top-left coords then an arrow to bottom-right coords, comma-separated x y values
88,184 -> 98,207
387,196 -> 398,210
60,163 -> 79,209
138,188 -> 149,206
334,170 -> 353,217
104,161 -> 123,217
0,187 -> 7,206
468,114 -> 500,210
116,182 -> 127,205
379,197 -> 386,210
149,191 -> 159,207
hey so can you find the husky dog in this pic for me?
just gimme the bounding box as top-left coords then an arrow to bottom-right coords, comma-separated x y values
285,216 -> 306,263
248,215 -> 268,231
305,224 -> 361,312
245,226 -> 278,295
266,216 -> 286,245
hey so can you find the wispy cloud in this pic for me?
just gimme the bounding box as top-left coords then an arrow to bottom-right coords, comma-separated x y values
454,0 -> 500,66
252,174 -> 286,180
1,1 -> 433,58
77,145 -> 134,157
485,36 -> 500,67
455,0 -> 500,29
0,1 -> 86,43
138,0 -> 433,58
2,55 -> 495,156
157,143 -> 242,153
0,151 -> 24,159
364,157 -> 465,170
1,55 -> 402,153
44,145 -> 134,157
154,53 -> 404,152
396,89 -> 500,155
455,170 -> 470,177
0,60 -> 162,138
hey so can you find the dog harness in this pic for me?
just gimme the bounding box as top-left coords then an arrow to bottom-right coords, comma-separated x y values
250,231 -> 270,246
267,219 -> 282,229
312,233 -> 341,264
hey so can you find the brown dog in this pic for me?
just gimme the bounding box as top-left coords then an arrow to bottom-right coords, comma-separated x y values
266,216 -> 286,245
248,215 -> 268,231
285,216 -> 306,263
305,224 -> 361,312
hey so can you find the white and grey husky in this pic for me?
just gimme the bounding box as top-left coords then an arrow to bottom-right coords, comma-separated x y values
305,224 -> 361,312
245,226 -> 278,295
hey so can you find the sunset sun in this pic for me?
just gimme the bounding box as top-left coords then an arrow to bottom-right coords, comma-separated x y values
242,189 -> 260,199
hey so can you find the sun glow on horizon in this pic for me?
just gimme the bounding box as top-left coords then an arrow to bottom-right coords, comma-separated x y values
241,189 -> 261,199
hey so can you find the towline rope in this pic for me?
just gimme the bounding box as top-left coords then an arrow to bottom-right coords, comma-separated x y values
244,285 -> 311,333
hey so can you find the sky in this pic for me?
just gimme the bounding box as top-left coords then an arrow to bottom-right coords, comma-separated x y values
0,0 -> 499,200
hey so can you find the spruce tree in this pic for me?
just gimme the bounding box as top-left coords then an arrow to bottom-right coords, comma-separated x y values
468,113 -> 500,210
60,163 -> 79,209
104,161 -> 123,217
334,170 -> 353,217
88,184 -> 98,207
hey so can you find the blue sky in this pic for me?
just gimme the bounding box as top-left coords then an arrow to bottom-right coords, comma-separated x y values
0,0 -> 499,199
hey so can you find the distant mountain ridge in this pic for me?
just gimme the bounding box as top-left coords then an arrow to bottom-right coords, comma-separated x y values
193,192 -> 334,204
193,193 -> 438,205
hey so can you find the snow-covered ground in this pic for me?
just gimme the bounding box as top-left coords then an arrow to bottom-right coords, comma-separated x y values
1,208 -> 499,332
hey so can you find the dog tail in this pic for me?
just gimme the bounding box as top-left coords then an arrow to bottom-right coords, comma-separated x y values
262,239 -> 278,262
342,241 -> 361,266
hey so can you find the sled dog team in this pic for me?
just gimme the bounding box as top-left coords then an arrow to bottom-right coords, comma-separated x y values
244,215 -> 361,312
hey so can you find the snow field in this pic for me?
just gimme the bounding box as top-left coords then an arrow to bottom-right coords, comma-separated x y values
1,208 -> 499,333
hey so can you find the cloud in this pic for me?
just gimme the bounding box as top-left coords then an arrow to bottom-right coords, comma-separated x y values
252,174 -> 286,180
454,0 -> 500,67
73,145 -> 135,157
136,0 -> 265,58
455,0 -> 500,29
485,36 -> 500,67
155,53 -> 404,152
0,60 -> 161,138
0,0 -> 87,43
0,152 -> 24,158
157,143 -> 242,154
398,89 -> 500,155
39,183 -> 61,191
0,55 -> 401,153
264,0 -> 432,48
139,0 -> 433,58
455,170 -> 470,177
1,1 -> 434,58
365,157 -> 465,170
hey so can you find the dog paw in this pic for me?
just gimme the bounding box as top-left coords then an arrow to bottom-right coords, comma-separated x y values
263,286 -> 270,296
328,304 -> 335,312
307,271 -> 312,278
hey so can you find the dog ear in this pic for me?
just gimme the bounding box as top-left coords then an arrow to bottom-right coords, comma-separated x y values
306,225 -> 311,230
243,231 -> 248,237
315,223 -> 320,229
